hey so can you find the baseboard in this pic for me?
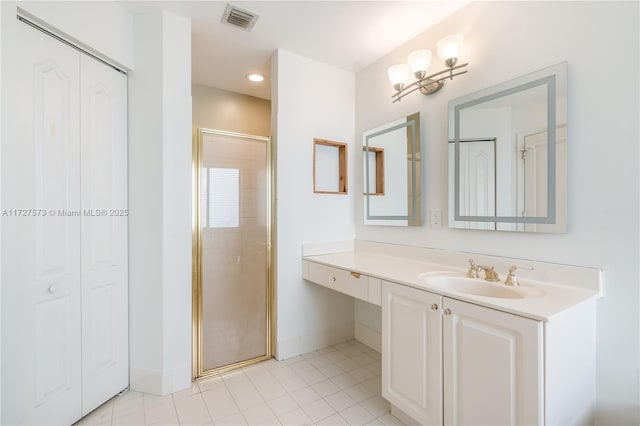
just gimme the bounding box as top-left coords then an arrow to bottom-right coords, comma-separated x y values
355,322 -> 381,353
391,405 -> 418,425
129,363 -> 191,396
276,321 -> 354,360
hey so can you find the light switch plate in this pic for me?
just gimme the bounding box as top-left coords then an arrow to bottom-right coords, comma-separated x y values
430,208 -> 442,228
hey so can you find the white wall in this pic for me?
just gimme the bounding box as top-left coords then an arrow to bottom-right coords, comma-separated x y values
355,2 -> 639,424
272,49 -> 357,359
128,10 -> 192,395
0,5 -> 5,421
161,11 -> 193,396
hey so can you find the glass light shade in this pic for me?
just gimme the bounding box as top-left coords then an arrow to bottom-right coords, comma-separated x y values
437,34 -> 464,62
387,64 -> 411,87
408,49 -> 433,74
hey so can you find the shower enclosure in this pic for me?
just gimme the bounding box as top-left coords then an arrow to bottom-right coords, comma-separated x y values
192,127 -> 273,378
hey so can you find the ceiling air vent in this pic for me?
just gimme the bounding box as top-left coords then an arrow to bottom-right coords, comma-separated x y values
222,4 -> 259,31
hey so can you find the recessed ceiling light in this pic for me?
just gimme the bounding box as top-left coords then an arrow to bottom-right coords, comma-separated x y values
247,73 -> 264,82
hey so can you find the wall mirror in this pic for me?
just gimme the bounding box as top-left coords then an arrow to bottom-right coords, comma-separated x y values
363,112 -> 421,226
448,62 -> 567,232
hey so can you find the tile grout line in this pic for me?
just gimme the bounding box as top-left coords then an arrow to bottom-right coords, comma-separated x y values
170,389 -> 179,425
103,340 -> 398,426
220,369 -> 251,425
196,383 -> 218,425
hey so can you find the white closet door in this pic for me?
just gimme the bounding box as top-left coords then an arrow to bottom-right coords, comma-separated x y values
467,141 -> 495,217
2,21 -> 82,424
80,55 -> 128,415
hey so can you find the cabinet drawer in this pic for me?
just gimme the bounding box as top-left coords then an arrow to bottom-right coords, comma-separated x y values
306,261 -> 369,301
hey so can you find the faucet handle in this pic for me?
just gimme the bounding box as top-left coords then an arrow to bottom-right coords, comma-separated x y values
466,259 -> 480,278
505,265 -> 534,287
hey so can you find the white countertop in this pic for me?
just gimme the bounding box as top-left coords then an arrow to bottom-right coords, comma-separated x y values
303,250 -> 600,322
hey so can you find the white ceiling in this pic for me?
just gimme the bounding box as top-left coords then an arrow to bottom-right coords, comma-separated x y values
120,1 -> 469,100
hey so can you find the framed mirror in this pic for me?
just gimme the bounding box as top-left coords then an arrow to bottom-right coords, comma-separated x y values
363,112 -> 421,226
448,62 -> 567,232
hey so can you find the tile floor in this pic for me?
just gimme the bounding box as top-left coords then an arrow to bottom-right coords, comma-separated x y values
78,340 -> 406,426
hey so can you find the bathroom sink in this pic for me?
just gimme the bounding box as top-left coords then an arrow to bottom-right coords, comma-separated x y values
419,274 -> 525,299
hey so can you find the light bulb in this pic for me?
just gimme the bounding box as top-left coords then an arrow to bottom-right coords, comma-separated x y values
247,73 -> 264,82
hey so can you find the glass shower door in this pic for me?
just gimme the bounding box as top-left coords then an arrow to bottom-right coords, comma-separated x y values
194,128 -> 272,376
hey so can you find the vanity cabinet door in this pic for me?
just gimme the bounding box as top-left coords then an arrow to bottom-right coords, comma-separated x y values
382,281 -> 443,425
442,298 -> 543,426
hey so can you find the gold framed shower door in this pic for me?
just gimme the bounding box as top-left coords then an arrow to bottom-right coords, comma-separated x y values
192,127 -> 275,380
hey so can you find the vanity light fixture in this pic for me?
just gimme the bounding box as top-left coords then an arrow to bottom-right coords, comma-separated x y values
389,34 -> 468,103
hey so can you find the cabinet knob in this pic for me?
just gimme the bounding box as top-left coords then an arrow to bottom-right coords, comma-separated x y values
331,277 -> 336,282
430,303 -> 439,312
443,308 -> 452,316
48,284 -> 58,294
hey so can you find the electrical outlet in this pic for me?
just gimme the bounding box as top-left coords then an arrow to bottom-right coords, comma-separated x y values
430,208 -> 442,228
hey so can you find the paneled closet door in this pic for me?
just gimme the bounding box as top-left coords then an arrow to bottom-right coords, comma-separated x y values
80,54 -> 128,415
2,21 -> 82,424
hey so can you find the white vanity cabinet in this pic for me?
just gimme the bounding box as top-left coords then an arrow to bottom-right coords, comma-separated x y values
303,250 -> 597,425
382,281 -> 542,425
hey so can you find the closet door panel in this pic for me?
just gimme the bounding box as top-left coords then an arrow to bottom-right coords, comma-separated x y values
80,54 -> 129,415
2,21 -> 82,425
